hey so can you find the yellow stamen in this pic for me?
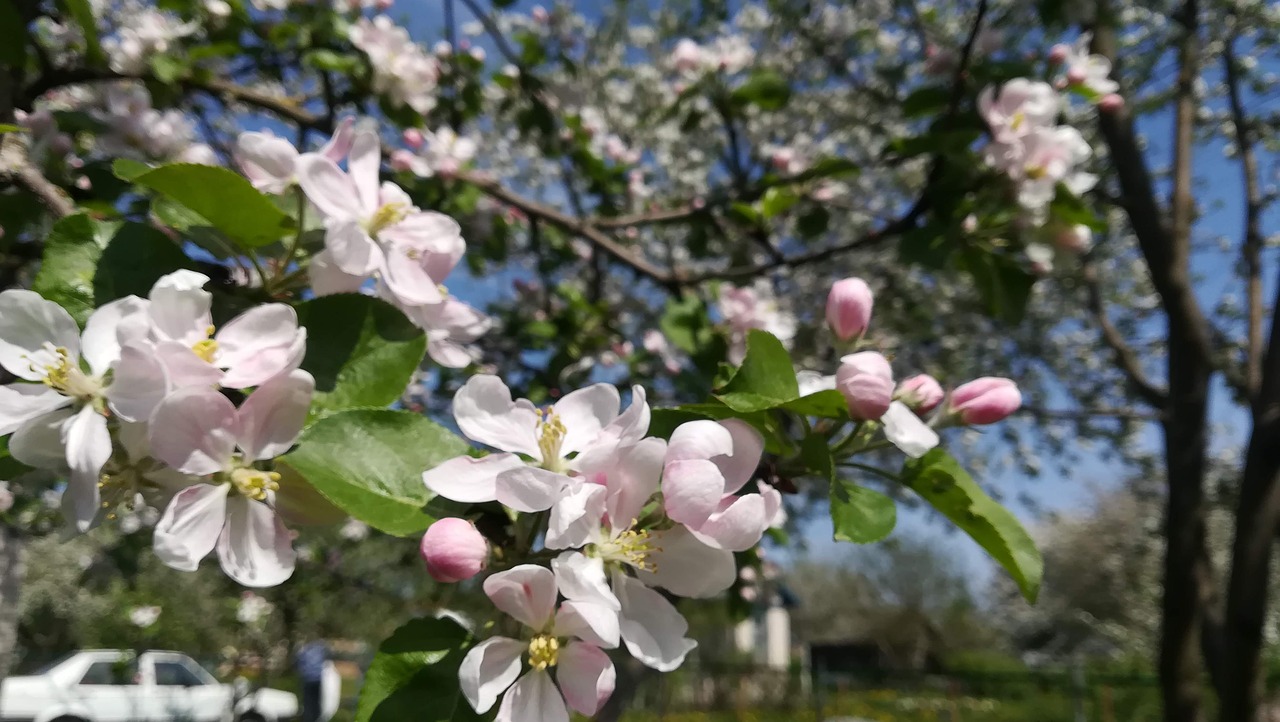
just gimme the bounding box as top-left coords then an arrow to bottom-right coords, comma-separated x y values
31,345 -> 101,400
366,202 -> 410,237
1011,111 -> 1025,130
527,635 -> 560,671
191,326 -> 218,363
537,411 -> 567,471
230,468 -> 281,501
597,527 -> 658,572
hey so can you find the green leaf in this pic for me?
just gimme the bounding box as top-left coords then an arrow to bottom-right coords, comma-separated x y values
759,187 -> 798,219
111,158 -> 153,181
959,249 -> 1035,324
128,164 -> 292,248
901,85 -> 950,119
796,206 -> 830,239
0,124 -> 22,134
902,449 -> 1043,602
149,54 -> 188,84
800,433 -> 897,544
58,0 -> 103,66
659,295 -> 710,356
33,214 -> 107,325
281,410 -> 468,537
782,390 -> 849,420
0,436 -> 34,479
355,616 -> 482,722
93,223 -> 191,305
715,330 -> 799,412
294,295 -> 427,421
731,70 -> 791,111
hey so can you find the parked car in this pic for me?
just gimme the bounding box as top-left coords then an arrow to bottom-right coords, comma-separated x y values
0,649 -> 297,722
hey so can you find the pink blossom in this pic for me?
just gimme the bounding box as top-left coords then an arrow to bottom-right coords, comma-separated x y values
949,377 -> 1022,424
896,374 -> 944,413
825,278 -> 874,341
836,352 -> 894,421
421,518 -> 489,582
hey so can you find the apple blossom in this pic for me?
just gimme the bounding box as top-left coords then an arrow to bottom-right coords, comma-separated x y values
825,277 -> 874,341
296,125 -> 465,309
420,518 -> 489,582
349,16 -> 439,115
236,119 -> 354,194
949,377 -> 1023,425
149,370 -> 314,586
718,283 -> 796,364
403,297 -> 492,368
1058,33 -> 1119,96
836,351 -> 894,421
978,80 -> 1060,144
129,605 -> 161,628
399,127 -> 478,178
0,483 -> 12,514
0,290 -> 168,530
896,374 -> 944,413
460,565 -> 618,719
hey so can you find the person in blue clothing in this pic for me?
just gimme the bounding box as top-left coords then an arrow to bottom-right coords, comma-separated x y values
295,638 -> 328,722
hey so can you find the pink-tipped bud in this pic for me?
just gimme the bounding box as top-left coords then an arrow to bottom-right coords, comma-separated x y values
375,0 -> 393,9
896,374 -> 944,413
1098,93 -> 1124,112
403,128 -> 425,149
75,176 -> 91,191
1048,43 -> 1071,64
531,5 -> 548,22
1054,223 -> 1091,253
825,278 -> 874,342
836,351 -> 894,421
948,377 -> 1021,425
420,518 -> 488,583
1066,66 -> 1087,85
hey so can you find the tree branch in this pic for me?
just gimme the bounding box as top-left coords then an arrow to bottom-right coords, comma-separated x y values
1082,261 -> 1168,407
0,134 -> 75,219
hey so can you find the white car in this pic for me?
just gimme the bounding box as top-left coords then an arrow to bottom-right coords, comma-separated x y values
0,649 -> 298,722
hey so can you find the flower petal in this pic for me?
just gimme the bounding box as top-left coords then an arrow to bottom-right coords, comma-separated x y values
459,637 -> 525,714
546,483 -> 606,550
384,211 -> 465,280
484,564 -> 558,631
0,384 -> 69,436
217,495 -> 296,587
62,405 -> 112,532
296,153 -> 365,220
148,270 -> 213,346
154,340 -> 224,389
215,304 -> 305,388
9,406 -> 74,470
106,342 -> 169,422
638,525 -> 736,598
552,383 -> 620,456
665,420 -> 734,464
380,239 -> 447,307
0,289 -> 81,380
149,388 -> 238,475
713,419 -> 763,495
604,437 -> 665,529
496,671 -> 567,722
661,458 -> 725,528
346,127 -> 382,214
309,249 -> 369,296
326,219 -> 384,276
552,551 -> 619,610
235,370 -> 314,461
422,453 -> 524,504
554,601 -> 620,650
495,466 -> 575,513
557,642 -> 616,716
686,487 -> 780,553
80,295 -> 148,377
573,386 -> 651,475
613,572 -> 697,672
452,375 -> 541,457
882,400 -> 940,459
153,482 -> 229,572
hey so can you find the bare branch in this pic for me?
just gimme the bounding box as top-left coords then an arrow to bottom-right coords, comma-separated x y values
0,134 -> 75,219
1082,261 -> 1168,407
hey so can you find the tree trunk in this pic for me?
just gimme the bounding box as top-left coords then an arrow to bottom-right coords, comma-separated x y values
0,523 -> 27,687
1219,280 -> 1280,721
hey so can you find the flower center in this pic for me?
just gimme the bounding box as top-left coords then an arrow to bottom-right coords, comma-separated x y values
230,467 -> 281,501
537,411 -> 567,470
1025,162 -> 1047,180
191,325 -> 219,363
1010,110 -> 1025,130
31,344 -> 101,401
527,635 -> 560,671
596,528 -> 657,572
365,202 -> 410,237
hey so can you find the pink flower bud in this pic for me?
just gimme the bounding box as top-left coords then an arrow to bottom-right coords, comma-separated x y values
420,518 -> 488,583
375,0 -> 393,10
896,374 -> 944,413
1066,66 -> 1087,85
1098,93 -> 1125,112
1054,223 -> 1091,253
389,149 -> 417,172
531,5 -> 548,22
403,128 -> 425,149
75,176 -> 91,191
825,278 -> 874,341
948,377 -> 1021,425
836,351 -> 894,421
1048,43 -> 1071,64
962,214 -> 978,234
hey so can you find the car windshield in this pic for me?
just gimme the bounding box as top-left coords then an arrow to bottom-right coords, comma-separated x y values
30,652 -> 79,675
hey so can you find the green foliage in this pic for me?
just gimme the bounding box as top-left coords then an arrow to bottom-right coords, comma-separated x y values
0,436 -> 34,479
355,616 -> 485,722
294,294 -> 428,421
121,163 -> 294,248
802,433 -> 896,543
902,449 -> 1043,602
731,70 -> 791,111
0,0 -> 26,66
280,410 -> 469,537
959,249 -> 1036,324
716,330 -> 800,412
57,0 -> 104,65
93,223 -> 192,305
32,215 -> 109,325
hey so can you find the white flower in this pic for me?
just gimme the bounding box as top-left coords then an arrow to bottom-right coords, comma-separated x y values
1060,33 -> 1119,96
978,80 -> 1060,144
129,605 -> 161,628
149,371 -> 314,587
460,565 -> 618,720
400,127 -> 478,178
0,291 -> 165,530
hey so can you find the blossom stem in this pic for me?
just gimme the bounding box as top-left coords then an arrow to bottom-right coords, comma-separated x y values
272,187 -> 308,293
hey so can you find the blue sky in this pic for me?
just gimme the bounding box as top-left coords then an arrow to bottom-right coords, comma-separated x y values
374,1 -> 1276,589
